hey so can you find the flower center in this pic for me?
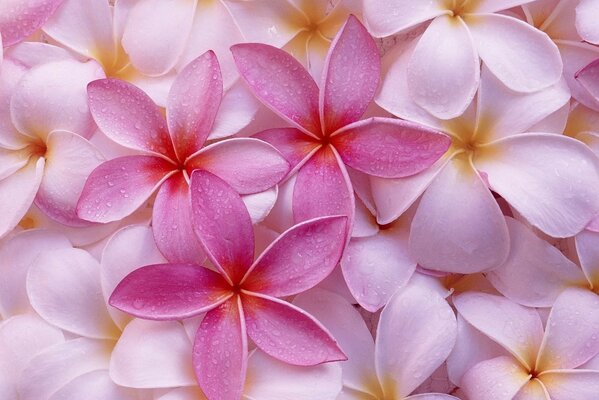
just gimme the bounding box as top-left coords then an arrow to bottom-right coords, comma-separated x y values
27,139 -> 47,158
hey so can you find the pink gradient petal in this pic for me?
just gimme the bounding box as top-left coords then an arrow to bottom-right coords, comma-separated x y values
409,158 -> 510,273
0,0 -> 65,47
49,370 -> 141,400
320,15 -> 380,133
513,379 -> 550,400
475,133 -> 599,237
242,293 -> 346,366
231,43 -> 322,136
461,356 -> 530,400
77,155 -> 176,223
576,59 -> 599,101
188,138 -> 289,195
36,130 -> 104,226
454,292 -> 544,370
87,79 -> 176,159
342,222 -> 416,312
363,0 -> 446,37
153,173 -> 205,264
242,215 -> 347,297
193,297 -> 247,400
576,0 -> 599,44
535,288 -> 599,371
575,230 -> 599,288
293,145 -> 354,223
331,117 -> 450,178
473,0 -> 535,13
253,128 -> 320,174
541,370 -> 599,400
109,263 -> 231,320
375,284 -> 457,399
190,170 -> 254,283
487,218 -> 588,308
407,14 -> 479,119
167,51 -> 222,160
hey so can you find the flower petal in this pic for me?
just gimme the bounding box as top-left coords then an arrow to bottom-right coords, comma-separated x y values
576,59 -> 599,102
541,370 -> 599,400
407,15 -> 479,119
208,81 -> 261,140
231,43 -> 321,136
575,230 -> 599,289
242,293 -> 346,366
461,356 -> 530,400
331,117 -> 450,178
77,155 -> 175,223
87,78 -> 176,158
109,263 -> 231,320
121,0 -> 195,76
49,370 -> 143,400
535,288 -> 599,371
190,170 -> 255,283
560,42 -> 599,110
487,218 -> 588,308
167,51 -> 222,160
253,128 -> 320,174
110,319 -> 196,388
474,133 -> 599,237
193,297 -> 247,400
293,145 -> 354,223
513,379 -> 550,400
454,292 -> 544,370
242,215 -> 347,297
320,15 -> 380,133
576,0 -> 599,44
242,187 -> 278,224
466,13 -> 562,92
363,0 -> 446,37
409,157 -> 510,273
188,138 -> 289,195
0,0 -> 65,47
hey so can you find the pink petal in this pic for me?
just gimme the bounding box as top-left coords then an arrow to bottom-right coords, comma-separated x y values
77,155 -> 175,223
487,218 -> 588,308
375,284 -> 457,399
109,263 -> 231,320
472,0 -> 536,13
167,51 -> 222,160
454,292 -> 544,371
362,0 -> 446,37
36,130 -> 104,226
342,222 -> 416,312
0,157 -> 44,238
293,145 -> 354,223
49,370 -> 141,400
461,356 -> 530,400
576,59 -> 599,102
193,297 -> 247,400
407,14 -> 479,119
541,370 -> 599,400
560,42 -> 599,111
513,379 -> 550,400
535,288 -> 599,371
152,173 -> 205,264
0,0 -> 65,47
331,117 -> 450,178
87,79 -> 176,159
190,170 -> 254,283
253,128 -> 320,174
242,215 -> 347,297
242,293 -> 346,365
208,81 -> 261,140
575,230 -> 599,288
576,0 -> 599,44
231,43 -> 322,136
121,0 -> 195,76
320,15 -> 380,133
474,133 -> 599,237
409,158 -> 510,273
466,13 -> 562,93
188,138 -> 289,195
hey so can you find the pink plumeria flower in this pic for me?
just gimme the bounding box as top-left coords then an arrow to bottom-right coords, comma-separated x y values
576,0 -> 599,45
454,289 -> 599,400
77,51 -> 289,264
232,15 -> 450,227
295,285 -> 458,400
364,0 -> 563,119
374,57 -> 599,273
109,170 -> 348,400
577,58 -> 599,109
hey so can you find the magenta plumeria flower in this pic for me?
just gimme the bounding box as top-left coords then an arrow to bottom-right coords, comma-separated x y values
109,170 -> 348,400
77,51 -> 290,264
231,15 -> 451,226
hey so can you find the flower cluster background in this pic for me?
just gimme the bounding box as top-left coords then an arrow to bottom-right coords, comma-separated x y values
1,0 -> 599,399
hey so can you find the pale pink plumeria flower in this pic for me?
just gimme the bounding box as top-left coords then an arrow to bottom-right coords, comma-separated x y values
454,289 -> 599,400
294,286 -> 458,400
109,170 -> 348,400
76,51 -> 289,264
521,0 -> 599,111
232,15 -> 451,228
364,0 -> 563,119
0,50 -> 107,238
576,0 -> 599,44
374,53 -> 599,273
226,0 -> 361,78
